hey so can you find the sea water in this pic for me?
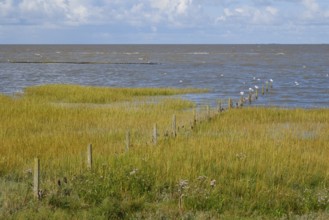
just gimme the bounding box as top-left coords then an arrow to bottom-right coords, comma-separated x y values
0,44 -> 328,108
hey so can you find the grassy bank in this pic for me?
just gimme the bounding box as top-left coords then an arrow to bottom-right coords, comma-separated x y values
1,85 -> 329,219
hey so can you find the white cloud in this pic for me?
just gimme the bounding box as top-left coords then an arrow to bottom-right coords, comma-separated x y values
302,0 -> 319,12
1,0 -> 329,43
0,0 -> 13,16
176,0 -> 192,15
149,0 -> 194,17
19,0 -> 68,17
301,0 -> 319,19
217,5 -> 278,25
299,0 -> 329,24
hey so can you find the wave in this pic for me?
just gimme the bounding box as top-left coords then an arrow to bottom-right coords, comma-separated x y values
4,61 -> 159,65
181,52 -> 210,55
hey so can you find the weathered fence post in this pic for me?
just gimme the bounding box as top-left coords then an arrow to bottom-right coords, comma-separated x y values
255,87 -> 259,99
126,131 -> 130,151
239,94 -> 244,107
193,108 -> 197,125
262,85 -> 265,95
153,123 -> 157,145
228,98 -> 232,109
266,81 -> 269,93
87,144 -> 92,170
33,158 -> 40,199
172,114 -> 177,137
217,100 -> 222,112
206,105 -> 210,120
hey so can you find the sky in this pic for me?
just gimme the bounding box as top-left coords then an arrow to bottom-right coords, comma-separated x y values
0,0 -> 329,44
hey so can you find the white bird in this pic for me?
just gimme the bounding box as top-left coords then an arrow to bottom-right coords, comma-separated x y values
269,79 -> 273,82
254,85 -> 259,89
179,80 -> 183,83
295,81 -> 299,86
249,88 -> 254,92
240,91 -> 244,96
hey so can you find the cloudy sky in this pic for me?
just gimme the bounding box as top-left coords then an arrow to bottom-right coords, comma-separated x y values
1,0 -> 329,44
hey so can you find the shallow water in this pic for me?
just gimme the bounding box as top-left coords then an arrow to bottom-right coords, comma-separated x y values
0,44 -> 328,108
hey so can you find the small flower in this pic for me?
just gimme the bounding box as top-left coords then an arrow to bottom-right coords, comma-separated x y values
197,176 -> 207,181
129,168 -> 138,175
210,179 -> 216,187
179,179 -> 189,189
24,168 -> 32,175
236,152 -> 247,160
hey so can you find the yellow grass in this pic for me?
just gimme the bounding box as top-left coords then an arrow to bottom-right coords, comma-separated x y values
1,84 -> 329,219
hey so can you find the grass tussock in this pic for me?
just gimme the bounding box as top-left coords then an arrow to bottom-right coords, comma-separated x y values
1,84 -> 329,219
23,84 -> 207,103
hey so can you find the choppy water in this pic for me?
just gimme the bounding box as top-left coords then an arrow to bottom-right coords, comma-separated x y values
0,44 -> 328,108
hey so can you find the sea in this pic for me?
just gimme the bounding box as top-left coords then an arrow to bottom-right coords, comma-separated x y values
0,44 -> 328,108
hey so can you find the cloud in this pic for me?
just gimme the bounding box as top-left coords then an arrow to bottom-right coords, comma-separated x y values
298,0 -> 329,25
148,0 -> 203,27
216,5 -> 278,25
0,0 -> 204,28
150,0 -> 193,15
0,0 -> 287,28
0,0 -> 105,26
1,0 -> 329,43
0,0 -> 12,15
302,0 -> 319,12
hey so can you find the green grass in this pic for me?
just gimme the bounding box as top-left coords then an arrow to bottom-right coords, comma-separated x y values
23,84 -> 207,103
1,84 -> 329,219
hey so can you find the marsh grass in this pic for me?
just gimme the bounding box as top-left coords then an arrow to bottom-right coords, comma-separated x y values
1,85 -> 329,219
23,84 -> 207,103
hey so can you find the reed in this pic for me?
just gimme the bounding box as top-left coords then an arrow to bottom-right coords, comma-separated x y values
1,85 -> 329,219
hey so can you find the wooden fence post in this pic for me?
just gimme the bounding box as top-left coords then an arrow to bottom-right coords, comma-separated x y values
153,123 -> 157,145
193,108 -> 197,126
87,144 -> 92,170
126,131 -> 130,151
239,95 -> 244,107
172,114 -> 177,137
217,100 -> 222,112
228,98 -> 232,109
206,105 -> 210,120
33,158 -> 40,199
